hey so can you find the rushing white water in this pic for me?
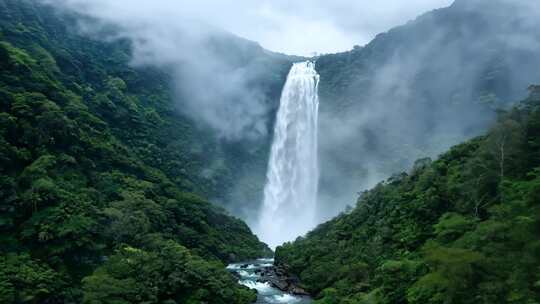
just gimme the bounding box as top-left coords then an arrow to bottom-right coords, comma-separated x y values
227,259 -> 312,304
238,281 -> 274,295
257,61 -> 320,248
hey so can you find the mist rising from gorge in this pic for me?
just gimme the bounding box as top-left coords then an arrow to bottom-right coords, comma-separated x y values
41,0 -> 287,141
39,0 -> 456,142
315,0 -> 540,222
38,0 -> 540,247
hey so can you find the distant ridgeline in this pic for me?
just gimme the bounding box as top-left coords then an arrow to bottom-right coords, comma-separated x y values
0,0 -> 289,302
276,87 -> 540,303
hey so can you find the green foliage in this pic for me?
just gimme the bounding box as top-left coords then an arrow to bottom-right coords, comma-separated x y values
407,245 -> 484,304
82,241 -> 256,304
315,0 -> 540,230
0,0 -> 279,302
276,90 -> 540,303
0,254 -> 66,303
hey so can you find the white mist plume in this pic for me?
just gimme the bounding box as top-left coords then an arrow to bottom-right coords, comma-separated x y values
42,0 -> 278,140
43,0 -> 454,55
38,0 -> 456,140
315,0 -> 540,221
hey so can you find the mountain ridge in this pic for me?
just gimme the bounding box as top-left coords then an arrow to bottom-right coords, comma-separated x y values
313,0 -> 540,219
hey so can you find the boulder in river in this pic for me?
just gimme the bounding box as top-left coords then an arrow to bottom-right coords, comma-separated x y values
257,264 -> 310,296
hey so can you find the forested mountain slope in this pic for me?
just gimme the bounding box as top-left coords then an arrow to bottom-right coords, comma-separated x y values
315,0 -> 540,218
276,86 -> 540,303
0,0 -> 287,302
18,0 -> 294,220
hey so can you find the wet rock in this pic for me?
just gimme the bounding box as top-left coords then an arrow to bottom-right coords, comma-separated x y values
290,286 -> 309,296
258,264 -> 310,296
231,271 -> 241,280
268,276 -> 289,291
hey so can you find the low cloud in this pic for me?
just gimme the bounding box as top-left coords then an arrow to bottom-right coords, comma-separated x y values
315,0 -> 540,220
44,0 -> 454,56
43,0 -> 289,140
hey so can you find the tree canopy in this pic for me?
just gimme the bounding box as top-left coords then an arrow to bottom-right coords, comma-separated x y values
276,90 -> 540,303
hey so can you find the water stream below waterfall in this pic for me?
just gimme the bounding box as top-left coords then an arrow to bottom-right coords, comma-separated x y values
227,258 -> 312,304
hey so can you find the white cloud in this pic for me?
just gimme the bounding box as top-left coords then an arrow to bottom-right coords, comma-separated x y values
49,0 -> 454,55
41,0 -> 455,140
232,0 -> 455,54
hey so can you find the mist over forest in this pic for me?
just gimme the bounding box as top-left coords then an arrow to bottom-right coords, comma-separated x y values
1,0 -> 540,303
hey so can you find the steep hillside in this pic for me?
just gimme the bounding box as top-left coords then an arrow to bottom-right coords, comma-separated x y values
315,0 -> 540,217
33,0 -> 294,220
0,0 -> 286,302
276,86 -> 540,303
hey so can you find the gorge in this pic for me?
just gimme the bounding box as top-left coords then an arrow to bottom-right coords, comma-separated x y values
1,0 -> 540,303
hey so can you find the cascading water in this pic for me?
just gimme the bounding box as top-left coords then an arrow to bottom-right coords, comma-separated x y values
257,61 -> 320,249
227,259 -> 312,303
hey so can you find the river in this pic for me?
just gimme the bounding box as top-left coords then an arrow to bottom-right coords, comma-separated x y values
227,258 -> 313,304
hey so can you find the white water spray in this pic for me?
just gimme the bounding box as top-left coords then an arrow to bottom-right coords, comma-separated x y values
257,61 -> 320,249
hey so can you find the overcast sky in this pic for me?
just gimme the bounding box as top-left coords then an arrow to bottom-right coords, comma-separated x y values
54,0 -> 454,56
227,0 -> 455,55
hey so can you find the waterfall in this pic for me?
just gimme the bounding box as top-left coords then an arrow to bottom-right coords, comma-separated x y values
257,61 -> 320,249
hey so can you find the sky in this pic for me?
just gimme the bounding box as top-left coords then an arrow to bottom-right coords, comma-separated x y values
52,0 -> 454,56
228,0 -> 455,55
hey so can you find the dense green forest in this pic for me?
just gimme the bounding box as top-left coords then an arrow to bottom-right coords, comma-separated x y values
0,0 -> 292,220
276,86 -> 540,303
0,0 -> 290,302
3,0 -> 540,303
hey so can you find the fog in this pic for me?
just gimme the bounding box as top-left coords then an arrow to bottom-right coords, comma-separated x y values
43,0 -> 454,56
41,0 -> 456,139
42,0 -> 286,140
315,0 -> 540,221
40,0 -> 540,246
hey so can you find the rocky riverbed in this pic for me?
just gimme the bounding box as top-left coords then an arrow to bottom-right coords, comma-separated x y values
227,258 -> 312,304
253,264 -> 310,296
